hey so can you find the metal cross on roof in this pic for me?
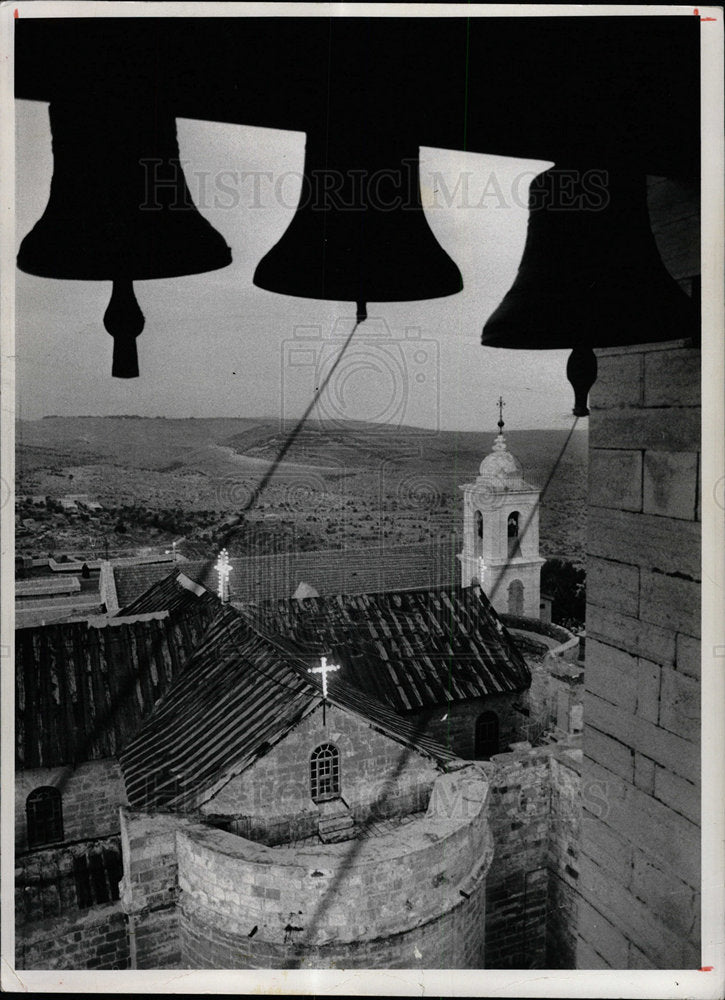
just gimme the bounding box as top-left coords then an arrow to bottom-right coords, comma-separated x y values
309,655 -> 340,699
214,548 -> 232,603
497,395 -> 506,432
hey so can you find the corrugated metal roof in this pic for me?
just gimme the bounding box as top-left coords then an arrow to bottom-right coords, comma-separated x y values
119,606 -> 458,812
15,605 -> 217,769
116,569 -> 220,618
243,584 -> 531,713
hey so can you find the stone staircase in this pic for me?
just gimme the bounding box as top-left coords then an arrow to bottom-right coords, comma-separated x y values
317,798 -> 355,843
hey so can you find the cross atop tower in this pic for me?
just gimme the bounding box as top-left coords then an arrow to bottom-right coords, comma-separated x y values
215,548 -> 232,603
497,395 -> 506,433
310,655 -> 340,699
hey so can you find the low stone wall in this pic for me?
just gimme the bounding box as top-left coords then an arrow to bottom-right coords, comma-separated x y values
177,764 -> 491,969
500,615 -> 575,645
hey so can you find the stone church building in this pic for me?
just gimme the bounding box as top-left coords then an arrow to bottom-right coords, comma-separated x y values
15,431 -> 588,970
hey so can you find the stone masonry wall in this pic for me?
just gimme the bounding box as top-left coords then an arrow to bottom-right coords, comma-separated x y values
15,902 -> 129,971
546,752 -> 582,967
16,834 -> 127,971
201,703 -> 441,845
15,759 -> 127,851
578,340 -> 701,969
484,741 -> 582,969
119,810 -> 199,969
484,745 -> 550,968
407,692 -> 528,762
526,633 -> 583,741
179,872 -> 487,970
178,765 -> 491,969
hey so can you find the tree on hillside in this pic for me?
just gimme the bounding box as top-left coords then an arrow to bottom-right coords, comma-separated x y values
540,558 -> 586,630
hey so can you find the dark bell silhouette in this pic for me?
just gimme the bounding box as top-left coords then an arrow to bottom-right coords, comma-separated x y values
253,131 -> 462,320
481,167 -> 697,415
17,97 -> 232,378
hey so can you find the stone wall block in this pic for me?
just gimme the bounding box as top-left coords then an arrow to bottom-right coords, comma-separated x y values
675,633 -> 701,679
582,758 -> 700,889
644,349 -> 700,407
643,451 -> 698,519
589,407 -> 700,452
658,665 -> 700,741
588,507 -> 701,579
639,570 -> 701,637
653,767 -> 700,824
586,558 -> 639,617
586,605 -> 676,666
590,353 -> 644,409
589,450 -> 643,511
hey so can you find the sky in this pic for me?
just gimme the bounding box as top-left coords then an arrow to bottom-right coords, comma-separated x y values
14,99 -> 576,431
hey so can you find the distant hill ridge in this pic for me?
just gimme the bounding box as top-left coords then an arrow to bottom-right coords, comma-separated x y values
16,417 -> 587,563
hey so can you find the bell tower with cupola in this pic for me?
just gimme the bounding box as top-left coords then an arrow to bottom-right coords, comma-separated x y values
459,398 -> 544,618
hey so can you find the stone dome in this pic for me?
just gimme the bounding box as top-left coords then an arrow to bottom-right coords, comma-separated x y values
478,434 -> 527,489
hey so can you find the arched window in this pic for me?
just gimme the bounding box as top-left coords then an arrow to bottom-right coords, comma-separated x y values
508,511 -> 522,557
508,578 -> 524,615
475,712 -> 499,759
26,786 -> 63,848
475,510 -> 483,557
310,744 -> 340,802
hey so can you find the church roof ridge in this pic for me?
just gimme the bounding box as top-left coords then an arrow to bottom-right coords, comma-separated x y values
244,583 -> 530,713
119,603 -> 459,813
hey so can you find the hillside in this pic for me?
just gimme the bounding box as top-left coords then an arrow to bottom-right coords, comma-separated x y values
15,417 -> 587,564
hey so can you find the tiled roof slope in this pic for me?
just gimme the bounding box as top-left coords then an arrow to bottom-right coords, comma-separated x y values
15,605 -> 216,769
116,569 -> 220,618
112,538 -> 460,608
245,584 -> 531,713
120,606 -> 458,812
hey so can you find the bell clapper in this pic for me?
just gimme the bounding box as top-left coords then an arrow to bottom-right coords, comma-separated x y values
104,278 -> 145,378
566,345 -> 598,417
356,300 -> 367,324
